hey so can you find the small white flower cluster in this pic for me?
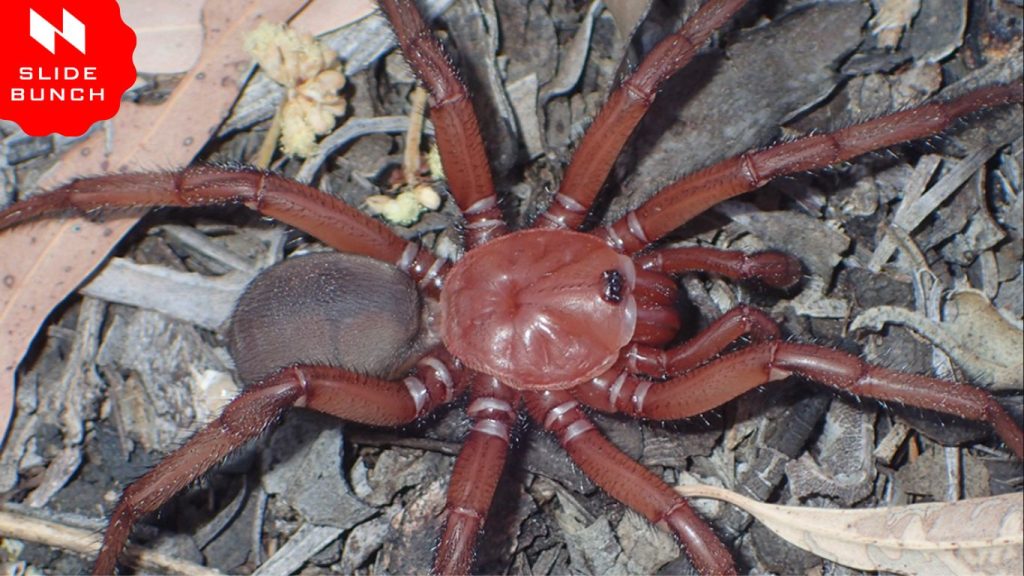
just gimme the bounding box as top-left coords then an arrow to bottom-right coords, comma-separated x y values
365,183 -> 443,226
245,22 -> 347,157
366,144 -> 447,226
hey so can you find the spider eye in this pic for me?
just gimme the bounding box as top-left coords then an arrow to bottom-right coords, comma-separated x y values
601,269 -> 624,303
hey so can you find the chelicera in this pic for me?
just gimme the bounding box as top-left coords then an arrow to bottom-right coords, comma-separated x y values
1,0 -> 1022,573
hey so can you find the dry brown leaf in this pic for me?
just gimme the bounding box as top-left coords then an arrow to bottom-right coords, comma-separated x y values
604,0 -> 654,39
869,0 -> 921,49
291,0 -> 376,35
850,289 -> 1023,391
123,0 -> 376,75
121,0 -> 205,74
676,484 -> 1023,575
0,0 -> 312,447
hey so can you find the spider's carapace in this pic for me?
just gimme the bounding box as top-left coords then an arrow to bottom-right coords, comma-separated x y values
440,229 -> 637,390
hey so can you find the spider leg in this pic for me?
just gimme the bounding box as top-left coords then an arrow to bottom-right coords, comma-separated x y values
299,351 -> 465,425
378,0 -> 506,246
617,304 -> 780,379
631,244 -> 797,345
523,389 -> 736,576
94,375 -> 300,575
631,246 -> 800,344
633,269 -> 682,345
95,353 -> 464,575
435,375 -> 518,575
538,0 -> 750,231
638,247 -> 802,289
579,341 -> 1024,459
599,83 -> 1024,254
0,165 -> 448,293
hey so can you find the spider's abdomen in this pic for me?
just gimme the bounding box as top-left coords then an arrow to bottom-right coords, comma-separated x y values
440,229 -> 637,390
228,252 -> 433,385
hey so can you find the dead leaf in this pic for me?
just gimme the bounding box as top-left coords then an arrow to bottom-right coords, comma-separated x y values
121,0 -> 205,74
869,0 -> 921,49
291,0 -> 376,35
676,484 -> 1023,575
0,0 -> 312,448
604,0 -> 653,39
850,289 -> 1024,391
123,0 -> 376,75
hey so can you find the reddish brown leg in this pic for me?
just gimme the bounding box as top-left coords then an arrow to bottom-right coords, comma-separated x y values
538,0 -> 749,230
94,354 -> 464,574
630,247 -> 798,346
95,376 -> 301,574
301,350 -> 467,425
632,270 -> 682,345
581,342 -> 1024,458
378,0 -> 506,246
434,375 -> 519,575
0,165 -> 449,294
523,390 -> 736,575
600,83 -> 1024,254
638,247 -> 802,289
616,304 -> 779,380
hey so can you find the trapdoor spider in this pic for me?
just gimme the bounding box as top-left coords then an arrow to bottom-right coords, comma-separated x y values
1,0 -> 1023,574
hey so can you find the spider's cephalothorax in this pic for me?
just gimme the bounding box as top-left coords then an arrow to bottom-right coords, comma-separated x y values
0,0 -> 1022,574
440,229 -> 638,390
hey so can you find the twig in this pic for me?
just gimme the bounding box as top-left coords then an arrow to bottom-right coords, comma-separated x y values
252,103 -> 285,168
0,507 -> 221,576
403,86 -> 429,186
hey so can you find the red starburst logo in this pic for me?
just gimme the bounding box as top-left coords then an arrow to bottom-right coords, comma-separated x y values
0,0 -> 136,137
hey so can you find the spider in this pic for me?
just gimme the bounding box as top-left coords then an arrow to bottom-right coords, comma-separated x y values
1,0 -> 1022,573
